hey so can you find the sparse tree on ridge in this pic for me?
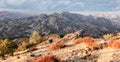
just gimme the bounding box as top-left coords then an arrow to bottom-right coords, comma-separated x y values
29,31 -> 41,44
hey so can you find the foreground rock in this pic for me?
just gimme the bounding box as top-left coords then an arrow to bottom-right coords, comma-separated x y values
1,36 -> 120,62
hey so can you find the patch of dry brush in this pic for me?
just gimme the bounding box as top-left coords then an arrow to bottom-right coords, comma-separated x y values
32,55 -> 61,62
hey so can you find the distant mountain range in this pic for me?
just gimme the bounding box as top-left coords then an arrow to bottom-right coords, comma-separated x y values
0,11 -> 31,19
0,12 -> 120,38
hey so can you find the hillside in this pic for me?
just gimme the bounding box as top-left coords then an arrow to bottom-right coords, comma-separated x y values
1,31 -> 120,62
0,12 -> 120,38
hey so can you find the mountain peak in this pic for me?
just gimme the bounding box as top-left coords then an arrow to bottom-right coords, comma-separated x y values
0,12 -> 120,38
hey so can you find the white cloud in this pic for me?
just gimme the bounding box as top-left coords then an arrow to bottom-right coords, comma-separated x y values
34,1 -> 49,11
114,0 -> 120,10
58,1 -> 71,5
67,2 -> 85,11
0,0 -> 5,7
74,2 -> 85,7
0,0 -> 118,12
49,1 -> 84,11
6,0 -> 26,5
116,0 -> 120,3
115,6 -> 120,10
29,0 -> 37,2
50,1 -> 71,9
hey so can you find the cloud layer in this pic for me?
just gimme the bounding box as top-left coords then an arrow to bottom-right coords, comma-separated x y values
0,0 -> 120,12
6,0 -> 26,5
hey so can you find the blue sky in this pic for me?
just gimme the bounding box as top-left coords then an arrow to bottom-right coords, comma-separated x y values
0,0 -> 120,12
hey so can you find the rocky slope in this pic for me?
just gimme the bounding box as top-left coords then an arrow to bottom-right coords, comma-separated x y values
1,31 -> 120,62
0,12 -> 120,38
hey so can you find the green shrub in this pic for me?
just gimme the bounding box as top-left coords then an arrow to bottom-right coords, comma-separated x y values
0,39 -> 18,57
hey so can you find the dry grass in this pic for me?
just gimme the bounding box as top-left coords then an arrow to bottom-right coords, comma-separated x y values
103,34 -> 113,40
32,55 -> 61,62
49,41 -> 65,50
103,33 -> 120,40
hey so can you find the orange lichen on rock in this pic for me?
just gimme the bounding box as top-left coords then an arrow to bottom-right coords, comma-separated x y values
73,37 -> 83,44
82,37 -> 99,50
49,41 -> 65,50
73,37 -> 95,44
32,55 -> 61,62
73,36 -> 99,50
105,39 -> 120,49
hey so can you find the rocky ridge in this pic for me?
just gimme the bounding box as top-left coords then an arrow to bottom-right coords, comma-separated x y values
0,12 -> 120,38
